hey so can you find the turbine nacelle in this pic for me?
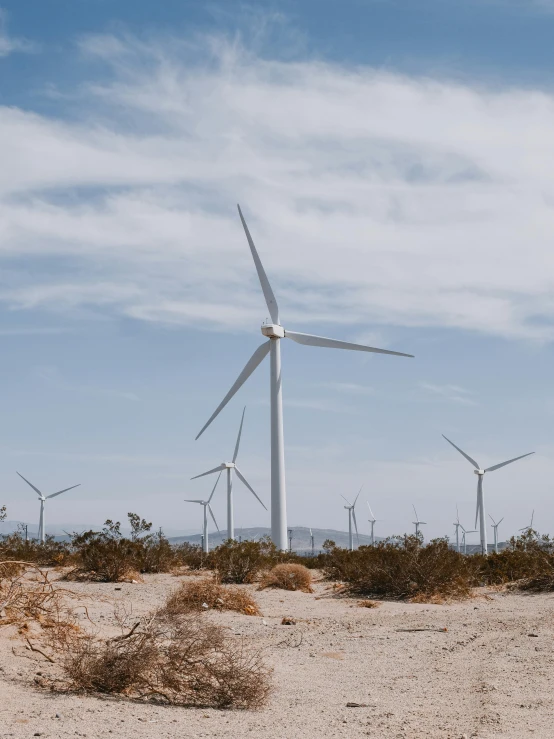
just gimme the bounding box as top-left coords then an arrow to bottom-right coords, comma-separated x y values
473,469 -> 485,476
224,462 -> 236,469
261,323 -> 285,339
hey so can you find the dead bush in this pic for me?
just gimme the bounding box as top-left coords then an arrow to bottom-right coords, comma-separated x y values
323,536 -> 472,601
0,531 -> 71,567
164,578 -> 261,616
208,538 -> 279,584
259,563 -> 313,593
53,603 -> 271,708
358,599 -> 381,608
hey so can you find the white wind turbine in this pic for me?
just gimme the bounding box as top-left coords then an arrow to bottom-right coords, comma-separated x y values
309,527 -> 315,555
443,435 -> 534,555
17,472 -> 80,544
185,471 -> 221,553
195,205 -> 413,550
191,407 -> 266,540
453,505 -> 463,553
460,524 -> 477,555
489,514 -> 504,553
366,502 -> 379,546
412,505 -> 426,539
342,488 -> 362,551
519,510 -> 535,535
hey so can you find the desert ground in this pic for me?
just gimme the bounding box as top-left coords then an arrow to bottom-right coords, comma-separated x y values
1,573 -> 553,738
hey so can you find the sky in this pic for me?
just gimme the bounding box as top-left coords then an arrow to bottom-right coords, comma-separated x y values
1,0 -> 554,543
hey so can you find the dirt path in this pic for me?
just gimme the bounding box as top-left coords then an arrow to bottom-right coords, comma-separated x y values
1,575 -> 554,738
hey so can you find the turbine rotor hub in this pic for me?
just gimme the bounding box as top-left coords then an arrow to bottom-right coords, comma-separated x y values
474,469 -> 485,476
224,462 -> 235,469
261,323 -> 285,339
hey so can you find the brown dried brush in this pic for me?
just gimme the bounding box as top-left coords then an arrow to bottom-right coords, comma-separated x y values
258,563 -> 314,593
164,578 -> 261,616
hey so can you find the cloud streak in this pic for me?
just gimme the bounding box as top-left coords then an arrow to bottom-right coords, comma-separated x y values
2,30 -> 554,342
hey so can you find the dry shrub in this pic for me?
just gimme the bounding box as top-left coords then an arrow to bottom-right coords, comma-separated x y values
358,599 -> 380,608
259,563 -> 313,593
324,536 -> 472,601
208,538 -> 280,584
0,532 -> 71,566
53,599 -> 271,708
164,578 -> 261,616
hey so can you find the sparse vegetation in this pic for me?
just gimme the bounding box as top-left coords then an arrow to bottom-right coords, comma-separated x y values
208,538 -> 281,584
164,577 -> 261,615
259,563 -> 314,593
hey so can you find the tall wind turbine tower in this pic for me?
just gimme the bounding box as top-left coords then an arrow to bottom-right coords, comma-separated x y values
460,524 -> 477,555
185,471 -> 221,553
489,514 -> 504,553
17,472 -> 80,544
342,488 -> 362,551
519,510 -> 535,535
453,505 -> 463,553
412,505 -> 426,539
367,502 -> 378,546
443,436 -> 533,555
195,205 -> 413,550
191,407 -> 266,540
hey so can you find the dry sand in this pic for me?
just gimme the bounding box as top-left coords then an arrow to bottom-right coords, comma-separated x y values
1,573 -> 554,738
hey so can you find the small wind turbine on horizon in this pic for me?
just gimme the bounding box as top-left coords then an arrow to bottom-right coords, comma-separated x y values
342,488 -> 362,551
519,510 -> 535,535
185,471 -> 221,553
453,505 -> 462,553
489,514 -> 504,553
461,524 -> 477,555
195,205 -> 413,550
191,407 -> 266,541
17,472 -> 80,544
412,505 -> 426,539
366,502 -> 379,546
442,435 -> 534,555
310,527 -> 315,555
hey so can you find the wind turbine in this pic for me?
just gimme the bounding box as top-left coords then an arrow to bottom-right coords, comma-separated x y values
453,505 -> 462,553
366,502 -> 378,546
442,435 -> 534,555
519,510 -> 535,535
185,471 -> 221,553
195,205 -> 413,550
342,488 -> 362,551
460,524 -> 477,555
191,407 -> 266,540
17,472 -> 80,544
412,505 -> 426,539
310,527 -> 315,555
489,514 -> 504,553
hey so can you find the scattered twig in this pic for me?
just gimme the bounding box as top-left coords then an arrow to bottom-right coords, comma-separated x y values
110,622 -> 141,642
25,637 -> 55,663
395,627 -> 448,633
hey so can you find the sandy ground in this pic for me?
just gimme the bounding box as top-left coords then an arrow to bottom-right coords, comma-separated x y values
1,573 -> 554,738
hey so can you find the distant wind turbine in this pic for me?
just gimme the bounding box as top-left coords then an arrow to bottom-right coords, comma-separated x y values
460,524 -> 477,555
195,205 -> 414,550
366,502 -> 379,546
442,436 -> 534,555
342,488 -> 362,551
17,472 -> 80,544
191,407 -> 266,540
453,505 -> 462,553
185,471 -> 221,553
412,505 -> 426,539
519,510 -> 535,535
310,527 -> 315,555
489,514 -> 504,553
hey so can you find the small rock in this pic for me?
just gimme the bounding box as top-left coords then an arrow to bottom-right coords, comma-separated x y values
202,603 -> 209,610
55,714 -> 62,719
346,702 -> 369,708
281,617 -> 296,625
114,587 -> 122,591
528,633 -> 539,637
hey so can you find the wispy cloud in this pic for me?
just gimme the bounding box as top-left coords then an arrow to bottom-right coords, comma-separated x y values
419,382 -> 477,406
319,381 -> 374,395
3,27 -> 554,342
285,397 -> 361,414
0,9 -> 35,57
34,365 -> 140,402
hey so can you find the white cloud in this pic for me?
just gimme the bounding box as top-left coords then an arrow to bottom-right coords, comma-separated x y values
419,382 -> 477,406
0,9 -> 35,57
3,31 -> 554,341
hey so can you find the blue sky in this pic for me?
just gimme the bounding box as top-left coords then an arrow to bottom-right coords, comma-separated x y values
1,0 -> 554,543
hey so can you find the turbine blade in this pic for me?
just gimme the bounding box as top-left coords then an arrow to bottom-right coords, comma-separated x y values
442,436 -> 479,469
485,452 -> 534,473
475,478 -> 482,530
498,517 -> 504,525
366,501 -> 376,520
232,406 -> 246,463
234,467 -> 268,510
285,330 -> 413,358
191,464 -> 226,480
16,472 -> 43,499
195,342 -> 270,440
341,494 -> 352,506
353,486 -> 363,506
184,499 -> 204,504
488,514 -> 497,525
208,504 -> 220,532
412,504 -> 418,520
456,503 -> 460,524
352,508 -> 359,544
47,484 -> 80,499
237,204 -> 279,324
531,510 -> 534,528
208,471 -> 223,503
